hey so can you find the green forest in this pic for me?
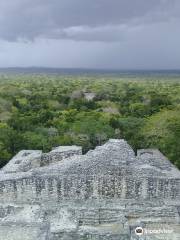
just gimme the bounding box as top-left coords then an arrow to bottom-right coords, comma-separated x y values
0,74 -> 180,169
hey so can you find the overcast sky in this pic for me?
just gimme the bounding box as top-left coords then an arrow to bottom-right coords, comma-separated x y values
0,0 -> 180,69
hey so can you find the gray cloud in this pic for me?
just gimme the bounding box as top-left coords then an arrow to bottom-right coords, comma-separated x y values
0,0 -> 179,42
0,0 -> 180,69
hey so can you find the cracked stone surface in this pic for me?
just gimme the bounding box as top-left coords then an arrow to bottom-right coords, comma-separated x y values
0,139 -> 180,240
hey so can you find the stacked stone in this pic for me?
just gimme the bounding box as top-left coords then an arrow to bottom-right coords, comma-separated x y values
0,139 -> 179,240
41,146 -> 82,166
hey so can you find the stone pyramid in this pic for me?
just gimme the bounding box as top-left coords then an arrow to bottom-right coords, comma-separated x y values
0,139 -> 179,240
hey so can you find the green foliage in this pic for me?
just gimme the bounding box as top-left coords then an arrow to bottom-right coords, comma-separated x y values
0,74 -> 180,168
141,109 -> 180,168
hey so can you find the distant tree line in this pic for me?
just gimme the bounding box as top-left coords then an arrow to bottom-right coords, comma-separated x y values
0,75 -> 179,168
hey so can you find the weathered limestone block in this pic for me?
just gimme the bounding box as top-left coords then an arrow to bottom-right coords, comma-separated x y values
41,145 -> 82,166
0,223 -> 49,240
1,150 -> 42,173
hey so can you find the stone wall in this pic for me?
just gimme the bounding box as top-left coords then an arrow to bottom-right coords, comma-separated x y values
1,150 -> 42,173
1,146 -> 82,173
41,146 -> 82,166
0,174 -> 179,204
0,139 -> 179,240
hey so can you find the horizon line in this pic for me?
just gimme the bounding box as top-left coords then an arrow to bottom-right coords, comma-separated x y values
0,66 -> 180,71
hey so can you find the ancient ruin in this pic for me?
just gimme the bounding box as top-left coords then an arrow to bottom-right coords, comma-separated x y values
0,139 -> 179,240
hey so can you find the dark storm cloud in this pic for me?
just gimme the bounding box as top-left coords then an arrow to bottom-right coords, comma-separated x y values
0,0 -> 180,69
0,0 -> 179,42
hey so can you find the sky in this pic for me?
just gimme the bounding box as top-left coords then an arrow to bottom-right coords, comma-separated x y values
0,0 -> 180,69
